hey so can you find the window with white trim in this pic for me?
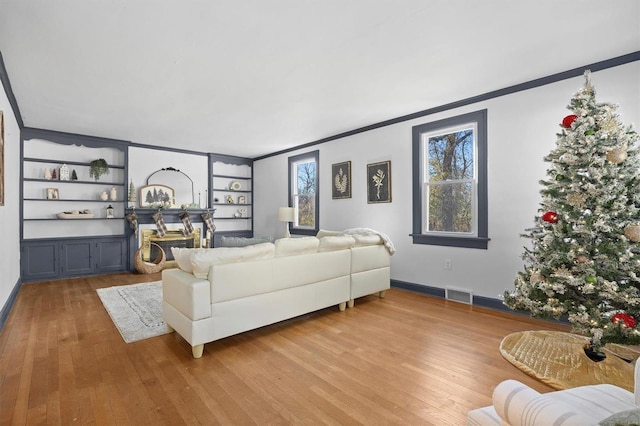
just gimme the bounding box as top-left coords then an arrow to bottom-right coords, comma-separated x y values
412,110 -> 489,249
288,150 -> 319,236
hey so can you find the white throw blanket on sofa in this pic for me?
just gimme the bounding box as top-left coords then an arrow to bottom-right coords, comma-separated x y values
341,228 -> 396,255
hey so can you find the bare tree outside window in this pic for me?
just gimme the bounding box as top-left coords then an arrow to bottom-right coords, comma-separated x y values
425,129 -> 474,233
295,160 -> 316,227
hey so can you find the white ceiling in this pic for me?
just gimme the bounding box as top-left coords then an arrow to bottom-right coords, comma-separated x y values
1,1 -> 639,158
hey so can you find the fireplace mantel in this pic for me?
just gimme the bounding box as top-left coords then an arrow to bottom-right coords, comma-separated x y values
125,208 -> 214,225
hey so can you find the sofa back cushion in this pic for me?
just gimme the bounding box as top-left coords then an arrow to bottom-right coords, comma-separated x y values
318,235 -> 355,252
352,233 -> 383,247
190,243 -> 275,279
274,237 -> 319,257
219,236 -> 273,247
171,247 -> 206,274
316,229 -> 341,238
273,249 -> 351,289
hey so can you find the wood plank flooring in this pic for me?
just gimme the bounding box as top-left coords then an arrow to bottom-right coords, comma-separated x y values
0,273 -> 570,425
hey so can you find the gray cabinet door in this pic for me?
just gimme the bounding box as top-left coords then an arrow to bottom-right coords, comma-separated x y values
95,238 -> 126,272
21,242 -> 59,280
61,241 -> 93,276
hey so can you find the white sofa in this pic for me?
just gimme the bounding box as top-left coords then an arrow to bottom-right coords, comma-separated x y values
162,234 -> 391,358
467,358 -> 640,425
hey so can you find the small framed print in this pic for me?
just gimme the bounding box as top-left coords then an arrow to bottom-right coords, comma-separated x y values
367,161 -> 391,203
332,161 -> 352,199
47,188 -> 60,200
139,184 -> 175,207
237,195 -> 246,204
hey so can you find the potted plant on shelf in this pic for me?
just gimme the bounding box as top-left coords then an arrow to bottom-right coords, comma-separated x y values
89,159 -> 109,181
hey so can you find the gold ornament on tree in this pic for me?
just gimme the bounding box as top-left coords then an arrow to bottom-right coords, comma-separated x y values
567,192 -> 587,208
530,272 -> 545,284
624,225 -> 640,242
601,117 -> 618,134
606,148 -> 627,164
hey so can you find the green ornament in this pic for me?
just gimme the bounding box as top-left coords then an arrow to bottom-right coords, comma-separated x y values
556,174 -> 565,181
585,129 -> 595,136
585,275 -> 597,284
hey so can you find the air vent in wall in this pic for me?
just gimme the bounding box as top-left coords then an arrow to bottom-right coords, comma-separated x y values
445,287 -> 473,305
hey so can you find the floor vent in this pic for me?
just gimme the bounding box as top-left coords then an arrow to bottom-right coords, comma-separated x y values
445,287 -> 473,305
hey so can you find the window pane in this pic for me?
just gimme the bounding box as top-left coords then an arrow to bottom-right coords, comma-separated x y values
426,182 -> 472,233
294,159 -> 316,228
427,130 -> 474,181
295,194 -> 315,227
296,161 -> 316,194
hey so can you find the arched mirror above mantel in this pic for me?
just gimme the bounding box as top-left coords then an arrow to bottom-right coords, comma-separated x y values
140,167 -> 196,208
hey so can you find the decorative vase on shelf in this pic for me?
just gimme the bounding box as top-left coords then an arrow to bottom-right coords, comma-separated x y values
100,191 -> 108,201
110,187 -> 117,201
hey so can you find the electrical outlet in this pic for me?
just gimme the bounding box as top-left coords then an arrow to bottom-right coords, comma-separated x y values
444,258 -> 452,270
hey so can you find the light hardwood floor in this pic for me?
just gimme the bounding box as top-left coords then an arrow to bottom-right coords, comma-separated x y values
0,273 -> 569,425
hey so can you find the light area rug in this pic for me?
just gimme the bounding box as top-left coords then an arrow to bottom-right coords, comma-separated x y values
97,281 -> 171,343
500,330 -> 637,392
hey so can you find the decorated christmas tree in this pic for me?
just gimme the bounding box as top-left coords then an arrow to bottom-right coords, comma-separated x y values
504,71 -> 640,353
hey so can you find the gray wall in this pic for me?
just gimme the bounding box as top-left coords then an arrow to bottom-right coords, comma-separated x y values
253,63 -> 640,300
0,69 -> 22,314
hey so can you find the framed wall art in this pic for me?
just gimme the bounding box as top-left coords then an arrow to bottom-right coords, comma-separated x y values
46,188 -> 60,200
331,161 -> 351,199
139,184 -> 175,207
367,160 -> 392,203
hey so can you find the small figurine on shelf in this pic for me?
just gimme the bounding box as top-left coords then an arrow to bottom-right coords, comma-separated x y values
128,180 -> 136,206
226,195 -> 234,204
106,205 -> 114,219
110,187 -> 117,201
59,164 -> 70,181
44,168 -> 52,180
51,169 -> 57,180
71,169 -> 78,180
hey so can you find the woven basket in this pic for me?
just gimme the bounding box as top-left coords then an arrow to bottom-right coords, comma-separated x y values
134,242 -> 166,274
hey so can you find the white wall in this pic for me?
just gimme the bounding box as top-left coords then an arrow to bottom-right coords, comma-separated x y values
254,63 -> 640,300
0,78 -> 21,312
128,146 -> 209,208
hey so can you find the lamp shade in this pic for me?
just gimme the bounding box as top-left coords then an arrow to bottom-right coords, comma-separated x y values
278,207 -> 295,222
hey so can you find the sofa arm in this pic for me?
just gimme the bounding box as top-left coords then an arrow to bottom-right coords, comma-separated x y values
162,269 -> 211,321
493,380 -> 596,425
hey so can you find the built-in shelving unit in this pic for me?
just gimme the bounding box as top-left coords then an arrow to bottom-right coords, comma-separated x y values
209,154 -> 253,246
20,128 -> 129,282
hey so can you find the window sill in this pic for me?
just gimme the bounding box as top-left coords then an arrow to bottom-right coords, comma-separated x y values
411,234 -> 490,249
291,228 -> 318,237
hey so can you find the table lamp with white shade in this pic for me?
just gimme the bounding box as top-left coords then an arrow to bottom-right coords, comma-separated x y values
278,207 -> 295,238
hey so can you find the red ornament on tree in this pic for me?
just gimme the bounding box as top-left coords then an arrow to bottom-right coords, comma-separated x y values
541,211 -> 559,223
612,313 -> 636,329
562,114 -> 578,128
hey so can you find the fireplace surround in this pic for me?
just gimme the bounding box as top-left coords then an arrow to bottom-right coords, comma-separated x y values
140,228 -> 201,268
